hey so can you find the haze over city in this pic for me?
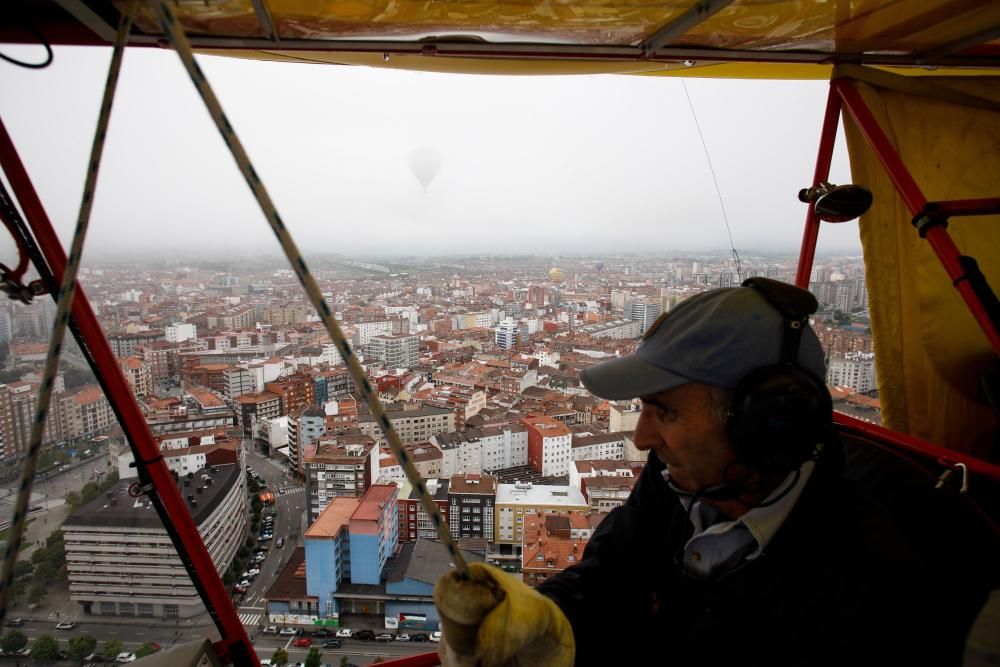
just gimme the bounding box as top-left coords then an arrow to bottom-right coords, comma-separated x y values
1,45 -> 862,262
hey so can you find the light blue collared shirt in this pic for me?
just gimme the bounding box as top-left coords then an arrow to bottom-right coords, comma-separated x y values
663,456 -> 818,579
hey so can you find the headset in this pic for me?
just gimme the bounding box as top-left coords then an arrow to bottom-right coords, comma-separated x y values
726,277 -> 834,473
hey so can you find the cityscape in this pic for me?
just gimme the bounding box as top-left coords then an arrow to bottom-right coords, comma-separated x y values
0,251 -> 878,665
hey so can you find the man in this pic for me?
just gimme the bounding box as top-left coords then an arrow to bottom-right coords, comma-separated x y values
435,279 -> 933,667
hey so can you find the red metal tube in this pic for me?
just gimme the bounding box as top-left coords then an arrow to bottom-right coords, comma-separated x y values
374,652 -> 441,667
0,118 -> 256,665
929,198 -> 1000,218
832,78 -> 927,215
922,226 -> 1000,354
794,83 -> 842,289
834,412 -> 1000,483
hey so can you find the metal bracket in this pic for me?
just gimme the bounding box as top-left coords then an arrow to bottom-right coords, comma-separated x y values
912,202 -> 949,238
934,461 -> 969,494
0,273 -> 47,304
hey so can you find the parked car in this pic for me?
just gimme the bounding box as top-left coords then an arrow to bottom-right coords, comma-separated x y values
352,630 -> 375,641
276,537 -> 285,548
395,633 -> 410,641
311,629 -> 333,638
83,652 -> 106,664
4,618 -> 23,627
410,633 -> 429,642
278,627 -> 298,636
335,628 -> 352,638
322,639 -> 342,648
262,625 -> 279,635
375,632 -> 395,642
430,631 -> 442,642
116,652 -> 136,664
55,620 -> 76,630
292,638 -> 312,648
253,553 -> 266,562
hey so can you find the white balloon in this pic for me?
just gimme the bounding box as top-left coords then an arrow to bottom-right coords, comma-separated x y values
409,146 -> 442,192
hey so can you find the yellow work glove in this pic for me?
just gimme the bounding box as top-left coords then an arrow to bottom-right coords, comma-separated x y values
433,562 -> 575,667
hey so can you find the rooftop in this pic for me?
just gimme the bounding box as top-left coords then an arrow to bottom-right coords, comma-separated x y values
63,463 -> 240,530
387,539 -> 484,586
496,483 -> 587,507
305,496 -> 360,538
353,484 -> 398,522
449,473 -> 498,495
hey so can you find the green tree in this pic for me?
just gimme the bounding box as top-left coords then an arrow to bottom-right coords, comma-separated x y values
135,641 -> 157,658
68,635 -> 98,662
103,638 -> 122,660
339,657 -> 349,667
245,536 -> 254,549
271,647 -> 289,666
31,634 -> 60,661
14,559 -> 33,580
0,630 -> 27,654
305,646 -> 322,667
33,559 -> 57,584
28,580 -> 47,604
65,491 -> 82,509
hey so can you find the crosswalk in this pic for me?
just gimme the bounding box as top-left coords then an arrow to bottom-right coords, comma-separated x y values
239,611 -> 261,626
278,486 -> 304,496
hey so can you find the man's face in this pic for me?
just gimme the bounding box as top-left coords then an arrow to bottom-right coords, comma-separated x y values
634,382 -> 736,493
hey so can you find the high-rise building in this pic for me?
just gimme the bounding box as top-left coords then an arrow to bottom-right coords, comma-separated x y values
624,300 -> 661,333
494,318 -> 519,350
827,352 -> 878,393
365,334 -> 419,369
522,415 -> 572,477
303,434 -> 378,525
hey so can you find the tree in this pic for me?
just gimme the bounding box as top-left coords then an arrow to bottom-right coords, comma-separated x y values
339,657 -> 349,667
28,580 -> 47,604
271,647 -> 289,666
103,638 -> 122,660
31,634 -> 60,661
65,491 -> 82,509
305,647 -> 322,667
68,635 -> 98,662
0,630 -> 27,654
135,642 -> 157,658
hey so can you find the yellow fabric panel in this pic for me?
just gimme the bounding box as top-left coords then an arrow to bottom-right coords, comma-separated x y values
125,0 -> 997,58
843,73 -> 1000,454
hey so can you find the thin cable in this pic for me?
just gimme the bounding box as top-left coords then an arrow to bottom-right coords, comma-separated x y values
0,24 -> 54,70
0,0 -> 137,623
681,79 -> 743,282
148,0 -> 470,579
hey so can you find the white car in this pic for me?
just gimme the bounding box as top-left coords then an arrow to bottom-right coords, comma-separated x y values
262,625 -> 278,635
335,628 -> 352,638
116,652 -> 136,664
396,633 -> 410,641
56,620 -> 76,630
278,627 -> 298,636
247,568 -> 261,576
430,631 -> 442,643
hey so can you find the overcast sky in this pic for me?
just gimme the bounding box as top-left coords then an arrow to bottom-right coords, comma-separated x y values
0,44 -> 860,262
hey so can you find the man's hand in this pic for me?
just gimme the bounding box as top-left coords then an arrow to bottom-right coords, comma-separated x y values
434,562 -> 575,667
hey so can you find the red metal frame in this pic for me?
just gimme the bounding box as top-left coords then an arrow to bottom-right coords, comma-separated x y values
0,118 -> 257,666
831,77 -> 1000,355
794,85 -> 842,289
930,198 -> 1000,218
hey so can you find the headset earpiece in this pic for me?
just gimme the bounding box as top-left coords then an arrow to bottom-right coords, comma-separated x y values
728,364 -> 832,470
728,278 -> 833,471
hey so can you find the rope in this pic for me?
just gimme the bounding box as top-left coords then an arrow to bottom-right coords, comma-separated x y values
681,79 -> 743,282
0,0 -> 138,623
147,0 -> 471,578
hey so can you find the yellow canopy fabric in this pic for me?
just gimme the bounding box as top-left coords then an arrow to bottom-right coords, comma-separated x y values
113,0 -> 1000,79
842,69 -> 1000,454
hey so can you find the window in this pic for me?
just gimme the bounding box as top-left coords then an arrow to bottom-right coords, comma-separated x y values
138,603 -> 154,617
100,602 -> 116,615
164,605 -> 179,619
118,602 -> 135,616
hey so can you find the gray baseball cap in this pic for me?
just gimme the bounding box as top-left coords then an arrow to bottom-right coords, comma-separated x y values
580,284 -> 827,400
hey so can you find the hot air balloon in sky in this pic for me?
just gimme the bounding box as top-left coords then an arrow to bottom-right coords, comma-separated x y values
409,146 -> 442,192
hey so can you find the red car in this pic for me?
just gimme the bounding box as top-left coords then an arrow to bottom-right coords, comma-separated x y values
292,638 -> 312,648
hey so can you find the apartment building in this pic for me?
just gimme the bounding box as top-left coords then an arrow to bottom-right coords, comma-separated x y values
62,463 -> 248,619
522,415 -> 573,477
304,435 -> 378,525
359,405 -> 455,446
448,473 -> 497,540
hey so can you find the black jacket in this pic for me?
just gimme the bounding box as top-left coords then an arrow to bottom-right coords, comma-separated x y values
537,445 -> 948,666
